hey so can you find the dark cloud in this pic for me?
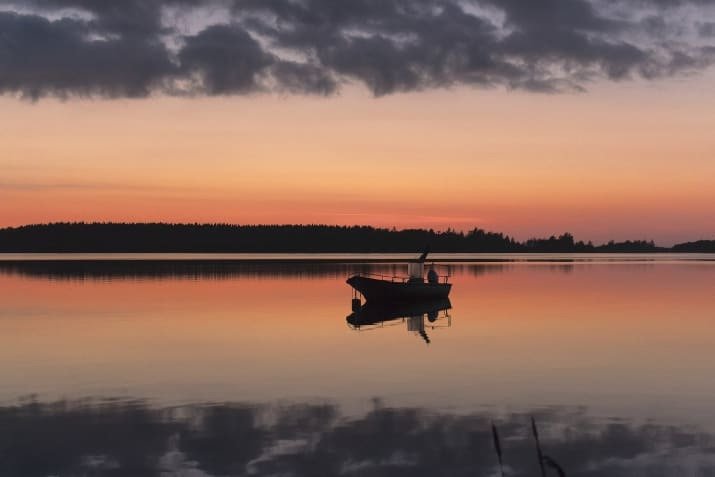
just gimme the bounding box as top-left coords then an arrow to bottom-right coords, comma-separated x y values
701,21 -> 715,37
0,11 -> 175,99
178,23 -> 338,95
633,0 -> 715,6
178,24 -> 275,94
0,0 -> 713,99
12,0 -> 201,36
490,0 -> 619,32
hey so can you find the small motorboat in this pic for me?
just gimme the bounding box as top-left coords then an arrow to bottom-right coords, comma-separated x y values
346,250 -> 451,303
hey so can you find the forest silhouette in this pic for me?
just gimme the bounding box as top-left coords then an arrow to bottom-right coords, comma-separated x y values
0,223 -> 711,253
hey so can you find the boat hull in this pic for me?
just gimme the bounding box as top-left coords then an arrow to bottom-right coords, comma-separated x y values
346,275 -> 451,302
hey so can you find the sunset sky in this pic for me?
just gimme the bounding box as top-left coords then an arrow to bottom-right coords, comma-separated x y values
1,0 -> 714,245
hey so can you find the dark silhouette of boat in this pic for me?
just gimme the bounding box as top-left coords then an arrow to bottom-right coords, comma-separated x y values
346,274 -> 451,301
346,249 -> 451,302
346,298 -> 452,344
347,298 -> 452,328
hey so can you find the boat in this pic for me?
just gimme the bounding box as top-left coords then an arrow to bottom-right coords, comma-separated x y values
346,274 -> 451,301
346,250 -> 451,302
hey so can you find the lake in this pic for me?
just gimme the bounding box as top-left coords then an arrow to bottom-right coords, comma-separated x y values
1,254 -> 714,476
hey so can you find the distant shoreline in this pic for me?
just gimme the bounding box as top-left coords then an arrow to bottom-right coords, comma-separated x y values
1,223 -> 713,253
1,253 -> 714,263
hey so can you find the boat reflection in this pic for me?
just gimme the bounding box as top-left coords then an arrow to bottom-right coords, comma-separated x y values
346,298 -> 452,344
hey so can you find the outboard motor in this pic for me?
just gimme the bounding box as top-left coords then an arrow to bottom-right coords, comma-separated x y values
427,267 -> 439,284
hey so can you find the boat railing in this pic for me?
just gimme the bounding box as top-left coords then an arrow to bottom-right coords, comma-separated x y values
354,272 -> 451,283
356,272 -> 410,283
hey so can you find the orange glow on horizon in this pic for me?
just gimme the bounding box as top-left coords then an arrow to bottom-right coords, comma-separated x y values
2,76 -> 714,245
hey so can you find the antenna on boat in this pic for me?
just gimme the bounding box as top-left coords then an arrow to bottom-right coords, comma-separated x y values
418,245 -> 430,263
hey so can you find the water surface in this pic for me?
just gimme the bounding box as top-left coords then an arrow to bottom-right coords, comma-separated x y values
1,255 -> 714,476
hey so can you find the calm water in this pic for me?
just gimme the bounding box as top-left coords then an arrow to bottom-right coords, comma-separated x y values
1,255 -> 714,476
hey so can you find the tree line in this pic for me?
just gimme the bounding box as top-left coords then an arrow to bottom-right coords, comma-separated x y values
0,222 -> 711,253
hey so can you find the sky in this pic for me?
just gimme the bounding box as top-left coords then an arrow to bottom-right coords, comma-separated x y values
1,0 -> 714,245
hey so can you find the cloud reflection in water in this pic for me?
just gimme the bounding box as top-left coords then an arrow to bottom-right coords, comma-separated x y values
1,398 -> 713,477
